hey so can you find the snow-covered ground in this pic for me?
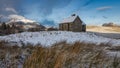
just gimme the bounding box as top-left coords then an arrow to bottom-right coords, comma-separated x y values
0,31 -> 120,47
0,31 -> 120,67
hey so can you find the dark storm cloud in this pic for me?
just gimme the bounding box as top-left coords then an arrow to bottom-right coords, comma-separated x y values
20,0 -> 73,25
0,0 -> 73,25
22,0 -> 72,16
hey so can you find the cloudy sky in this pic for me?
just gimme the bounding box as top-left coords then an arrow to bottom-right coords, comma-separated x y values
0,0 -> 120,26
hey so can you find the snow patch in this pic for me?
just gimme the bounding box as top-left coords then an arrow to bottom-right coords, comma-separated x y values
7,14 -> 36,24
0,31 -> 120,47
61,16 -> 77,23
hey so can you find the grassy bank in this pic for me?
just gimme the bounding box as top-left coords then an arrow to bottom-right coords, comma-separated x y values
23,41 -> 120,68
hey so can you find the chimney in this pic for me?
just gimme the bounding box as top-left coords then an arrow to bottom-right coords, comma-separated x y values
71,14 -> 76,16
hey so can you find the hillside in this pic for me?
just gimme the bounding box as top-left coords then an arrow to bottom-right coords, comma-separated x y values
0,31 -> 120,67
0,31 -> 120,46
7,15 -> 36,24
6,15 -> 45,29
0,15 -> 46,35
87,26 -> 120,33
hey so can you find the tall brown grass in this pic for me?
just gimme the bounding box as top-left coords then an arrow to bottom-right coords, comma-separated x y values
0,41 -> 120,68
23,41 -> 120,68
0,41 -> 35,68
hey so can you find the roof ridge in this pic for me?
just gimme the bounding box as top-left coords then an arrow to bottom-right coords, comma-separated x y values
60,15 -> 77,23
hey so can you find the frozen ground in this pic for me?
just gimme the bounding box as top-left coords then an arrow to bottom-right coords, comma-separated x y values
0,31 -> 120,47
0,31 -> 120,67
94,32 -> 120,39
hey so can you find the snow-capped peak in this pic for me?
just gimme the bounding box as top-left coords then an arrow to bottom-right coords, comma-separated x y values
7,14 -> 36,24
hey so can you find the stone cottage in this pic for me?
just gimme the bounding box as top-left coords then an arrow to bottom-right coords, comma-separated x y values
59,14 -> 86,32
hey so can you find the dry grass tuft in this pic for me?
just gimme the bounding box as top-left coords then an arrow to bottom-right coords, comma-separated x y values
108,46 -> 120,51
0,40 -> 120,68
23,41 -> 120,68
0,41 -> 36,68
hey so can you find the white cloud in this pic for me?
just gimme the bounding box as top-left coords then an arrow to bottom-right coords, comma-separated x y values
5,7 -> 17,13
96,6 -> 112,11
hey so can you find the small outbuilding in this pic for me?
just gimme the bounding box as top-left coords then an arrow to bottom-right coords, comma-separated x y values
59,14 -> 86,32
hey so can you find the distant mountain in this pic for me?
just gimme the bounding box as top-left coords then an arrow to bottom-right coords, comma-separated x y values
6,14 -> 45,30
7,15 -> 38,24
